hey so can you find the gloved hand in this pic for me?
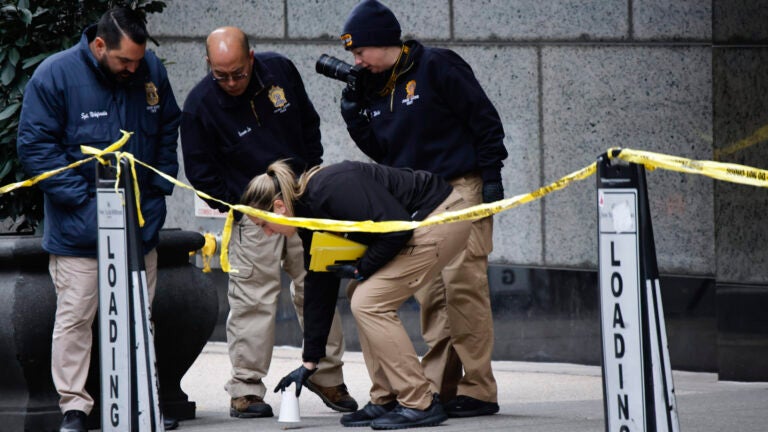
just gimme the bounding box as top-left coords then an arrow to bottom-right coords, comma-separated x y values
327,263 -> 364,281
273,365 -> 316,397
340,86 -> 367,128
482,181 -> 504,203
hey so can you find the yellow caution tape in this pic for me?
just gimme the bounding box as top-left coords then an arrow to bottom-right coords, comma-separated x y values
0,130 -> 131,195
609,147 -> 768,187
713,123 -> 768,160
200,232 -> 217,273
10,132 -> 768,274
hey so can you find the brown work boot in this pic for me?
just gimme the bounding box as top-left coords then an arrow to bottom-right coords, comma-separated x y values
230,395 -> 274,418
304,381 -> 359,412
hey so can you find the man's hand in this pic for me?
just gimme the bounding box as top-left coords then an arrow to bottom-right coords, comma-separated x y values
273,365 -> 316,397
327,263 -> 364,281
482,181 -> 504,203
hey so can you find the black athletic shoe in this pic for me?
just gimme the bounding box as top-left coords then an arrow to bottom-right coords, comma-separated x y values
370,394 -> 447,430
340,400 -> 397,427
443,395 -> 499,418
163,415 -> 179,430
60,410 -> 87,432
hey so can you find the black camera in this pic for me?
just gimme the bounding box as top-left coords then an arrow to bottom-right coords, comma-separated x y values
315,54 -> 367,92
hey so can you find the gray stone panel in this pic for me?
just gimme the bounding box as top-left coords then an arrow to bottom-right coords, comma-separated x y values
146,0 -> 284,39
633,0 -> 712,40
713,0 -> 768,43
448,46 -> 541,264
713,48 -> 768,283
454,0 -> 628,40
287,0 -> 450,41
542,46 -> 713,273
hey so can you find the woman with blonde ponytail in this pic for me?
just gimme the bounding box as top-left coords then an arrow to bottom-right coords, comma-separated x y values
242,159 -> 472,430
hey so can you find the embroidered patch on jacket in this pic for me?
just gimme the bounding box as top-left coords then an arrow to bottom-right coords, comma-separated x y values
145,82 -> 160,106
341,33 -> 353,47
402,80 -> 420,106
269,86 -> 290,113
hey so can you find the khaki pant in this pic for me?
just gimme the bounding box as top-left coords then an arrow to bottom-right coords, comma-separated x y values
50,249 -> 158,414
349,190 -> 471,410
415,173 -> 498,403
225,217 -> 346,398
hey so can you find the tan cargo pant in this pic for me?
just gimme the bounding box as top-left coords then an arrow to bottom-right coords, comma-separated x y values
348,190 -> 471,410
224,216 -> 346,398
50,249 -> 158,414
415,173 -> 498,403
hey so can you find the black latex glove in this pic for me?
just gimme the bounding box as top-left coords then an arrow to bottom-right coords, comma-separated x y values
273,365 -> 316,397
327,263 -> 364,281
482,181 -> 504,203
340,86 -> 367,128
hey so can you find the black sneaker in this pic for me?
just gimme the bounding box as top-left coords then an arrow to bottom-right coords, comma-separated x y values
443,395 -> 499,418
370,394 -> 447,430
340,400 -> 397,427
163,415 -> 179,430
60,410 -> 87,432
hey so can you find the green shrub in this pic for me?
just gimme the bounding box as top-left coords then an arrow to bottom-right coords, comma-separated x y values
0,0 -> 166,233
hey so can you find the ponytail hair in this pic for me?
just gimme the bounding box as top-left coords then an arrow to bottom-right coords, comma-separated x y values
241,160 -> 324,216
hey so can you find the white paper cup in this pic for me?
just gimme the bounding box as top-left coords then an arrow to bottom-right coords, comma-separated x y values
278,389 -> 301,423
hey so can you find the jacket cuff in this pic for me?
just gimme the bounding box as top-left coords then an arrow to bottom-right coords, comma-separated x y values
480,168 -> 502,183
302,350 -> 323,364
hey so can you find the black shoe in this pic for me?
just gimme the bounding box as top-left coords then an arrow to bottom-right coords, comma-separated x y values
443,395 -> 499,418
370,394 -> 447,430
60,410 -> 87,432
163,415 -> 179,430
340,400 -> 397,427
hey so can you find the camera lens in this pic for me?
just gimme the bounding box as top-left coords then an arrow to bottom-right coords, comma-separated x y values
316,54 -> 353,82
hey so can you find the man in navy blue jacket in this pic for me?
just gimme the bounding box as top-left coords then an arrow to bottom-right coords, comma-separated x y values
16,7 -> 180,432
337,0 -> 508,420
180,26 -> 356,419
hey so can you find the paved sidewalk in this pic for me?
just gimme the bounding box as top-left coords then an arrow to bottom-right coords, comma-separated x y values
171,342 -> 768,432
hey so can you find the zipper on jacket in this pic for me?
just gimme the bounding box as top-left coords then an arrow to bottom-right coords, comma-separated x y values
249,99 -> 261,126
249,83 -> 266,126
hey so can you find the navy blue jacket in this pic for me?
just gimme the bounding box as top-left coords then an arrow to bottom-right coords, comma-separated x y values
181,52 -> 323,212
295,161 -> 452,363
349,40 -> 508,182
16,26 -> 181,257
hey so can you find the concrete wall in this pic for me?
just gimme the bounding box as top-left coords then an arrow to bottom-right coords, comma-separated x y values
147,0 -> 764,283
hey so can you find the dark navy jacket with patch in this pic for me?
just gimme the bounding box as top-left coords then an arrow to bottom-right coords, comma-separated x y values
348,40 -> 508,182
16,26 -> 181,257
180,52 -> 323,212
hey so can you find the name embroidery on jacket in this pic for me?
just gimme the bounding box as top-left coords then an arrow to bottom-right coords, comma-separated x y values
80,110 -> 108,120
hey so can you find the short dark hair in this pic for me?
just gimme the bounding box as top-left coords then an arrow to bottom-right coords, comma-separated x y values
96,7 -> 149,49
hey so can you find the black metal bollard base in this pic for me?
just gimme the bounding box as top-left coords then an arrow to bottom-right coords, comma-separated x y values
0,230 -> 216,431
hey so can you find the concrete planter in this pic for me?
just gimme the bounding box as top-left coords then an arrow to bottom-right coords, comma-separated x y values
0,230 -> 217,431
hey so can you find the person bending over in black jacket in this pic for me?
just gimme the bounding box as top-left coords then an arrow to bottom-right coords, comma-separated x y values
241,160 -> 472,430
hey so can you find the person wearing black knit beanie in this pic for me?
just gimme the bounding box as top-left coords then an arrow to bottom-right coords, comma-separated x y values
335,0 -> 507,430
